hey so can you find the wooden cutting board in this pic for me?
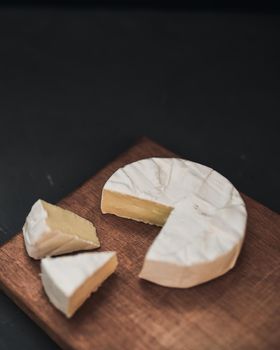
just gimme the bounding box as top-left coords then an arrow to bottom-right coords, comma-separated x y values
0,137 -> 279,350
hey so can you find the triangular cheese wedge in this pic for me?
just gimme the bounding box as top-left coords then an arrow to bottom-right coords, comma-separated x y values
41,251 -> 118,317
23,199 -> 100,259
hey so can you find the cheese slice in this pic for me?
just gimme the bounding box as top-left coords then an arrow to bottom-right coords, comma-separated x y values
23,199 -> 100,259
101,157 -> 247,288
41,251 -> 118,318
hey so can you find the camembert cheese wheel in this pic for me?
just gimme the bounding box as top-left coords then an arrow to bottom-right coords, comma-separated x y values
101,158 -> 247,288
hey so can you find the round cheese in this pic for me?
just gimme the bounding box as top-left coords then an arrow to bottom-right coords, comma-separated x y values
101,158 -> 247,288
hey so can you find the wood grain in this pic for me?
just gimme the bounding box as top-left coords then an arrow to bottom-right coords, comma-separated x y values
0,137 -> 279,350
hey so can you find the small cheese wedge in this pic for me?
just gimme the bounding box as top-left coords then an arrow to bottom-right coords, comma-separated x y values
41,251 -> 118,318
101,157 -> 247,288
23,199 -> 100,259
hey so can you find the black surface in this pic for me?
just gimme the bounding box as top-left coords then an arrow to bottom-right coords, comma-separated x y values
0,7 -> 279,350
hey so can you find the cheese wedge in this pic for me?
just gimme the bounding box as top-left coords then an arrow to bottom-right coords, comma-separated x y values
101,157 -> 247,288
41,251 -> 118,317
23,199 -> 100,259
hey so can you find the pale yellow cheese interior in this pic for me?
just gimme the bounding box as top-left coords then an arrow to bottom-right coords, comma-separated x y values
67,254 -> 118,317
101,190 -> 172,227
43,200 -> 99,245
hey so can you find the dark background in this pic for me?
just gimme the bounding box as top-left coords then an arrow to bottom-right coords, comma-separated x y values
0,3 -> 279,349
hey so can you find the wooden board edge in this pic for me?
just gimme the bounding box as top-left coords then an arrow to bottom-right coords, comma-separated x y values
0,279 -> 69,350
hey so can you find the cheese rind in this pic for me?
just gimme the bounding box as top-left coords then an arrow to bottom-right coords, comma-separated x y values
101,157 -> 247,288
23,199 -> 100,259
41,251 -> 118,317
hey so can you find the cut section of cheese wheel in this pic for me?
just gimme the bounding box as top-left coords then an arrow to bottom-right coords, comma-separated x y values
101,157 -> 247,288
41,251 -> 118,317
23,199 -> 100,259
